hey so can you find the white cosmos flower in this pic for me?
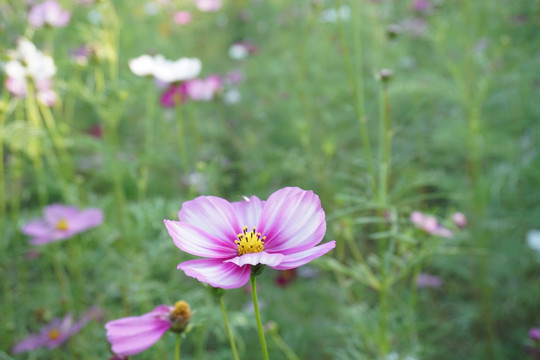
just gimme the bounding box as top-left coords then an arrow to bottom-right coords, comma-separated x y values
128,54 -> 155,77
128,54 -> 201,83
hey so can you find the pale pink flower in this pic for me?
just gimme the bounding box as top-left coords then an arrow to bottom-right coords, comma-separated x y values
12,308 -> 100,353
105,302 -> 191,356
530,327 -> 540,341
174,11 -> 192,25
412,0 -> 433,14
410,211 -> 453,238
28,0 -> 71,28
195,0 -> 222,12
22,204 -> 103,245
185,75 -> 222,101
164,187 -> 336,289
452,212 -> 467,229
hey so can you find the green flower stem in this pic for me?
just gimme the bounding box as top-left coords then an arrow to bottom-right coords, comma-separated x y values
219,295 -> 240,360
175,334 -> 181,360
25,88 -> 47,206
174,98 -> 190,176
377,82 -> 391,206
0,93 -> 7,225
251,275 -> 269,360
268,325 -> 299,360
407,261 -> 421,347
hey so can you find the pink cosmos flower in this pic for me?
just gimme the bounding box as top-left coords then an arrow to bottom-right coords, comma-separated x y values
164,187 -> 336,289
412,0 -> 433,14
184,75 -> 222,101
410,211 -> 453,238
12,308 -> 100,353
195,0 -> 222,12
28,0 -> 71,28
105,302 -> 191,356
22,204 -> 103,245
173,11 -> 192,25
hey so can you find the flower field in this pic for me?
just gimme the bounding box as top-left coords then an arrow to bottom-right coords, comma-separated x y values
1,0 -> 539,359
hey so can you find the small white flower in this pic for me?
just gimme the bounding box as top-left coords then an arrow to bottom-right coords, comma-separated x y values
527,230 -> 540,252
229,44 -> 248,60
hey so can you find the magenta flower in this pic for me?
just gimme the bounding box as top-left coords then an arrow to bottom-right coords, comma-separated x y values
105,302 -> 191,356
28,0 -> 71,28
160,83 -> 188,107
164,187 -> 336,289
12,308 -> 100,353
22,204 -> 103,245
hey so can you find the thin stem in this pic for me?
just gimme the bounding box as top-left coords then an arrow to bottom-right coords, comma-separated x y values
175,99 -> 190,175
268,326 -> 300,360
25,87 -> 47,206
251,275 -> 269,360
219,295 -> 240,360
377,82 -> 391,205
175,333 -> 181,360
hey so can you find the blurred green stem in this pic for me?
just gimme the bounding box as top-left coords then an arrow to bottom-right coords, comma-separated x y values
268,325 -> 300,360
25,87 -> 47,206
0,94 -> 7,225
219,295 -> 240,360
407,261 -> 421,347
251,275 -> 269,360
377,82 -> 391,205
175,334 -> 181,360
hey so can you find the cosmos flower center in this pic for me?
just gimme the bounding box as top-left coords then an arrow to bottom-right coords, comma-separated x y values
235,226 -> 265,256
56,219 -> 69,231
169,300 -> 192,334
48,329 -> 60,340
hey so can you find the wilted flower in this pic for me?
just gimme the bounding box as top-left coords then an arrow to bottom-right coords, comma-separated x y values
410,211 -> 453,238
4,37 -> 58,105
164,187 -> 336,289
12,308 -> 100,353
22,204 -> 103,245
195,0 -> 222,12
129,54 -> 201,83
174,11 -> 192,25
416,273 -> 443,288
105,301 -> 191,356
28,0 -> 71,28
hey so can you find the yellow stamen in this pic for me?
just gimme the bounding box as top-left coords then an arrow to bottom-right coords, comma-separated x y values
235,226 -> 265,256
56,219 -> 69,231
48,329 -> 60,340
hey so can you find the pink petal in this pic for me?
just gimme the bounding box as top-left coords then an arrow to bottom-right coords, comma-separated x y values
230,195 -> 264,230
224,252 -> 285,267
43,204 -> 79,226
177,259 -> 251,289
22,220 -> 51,237
106,307 -> 171,356
272,241 -> 336,270
69,208 -> 103,232
258,187 -> 326,254
12,333 -> 48,353
30,236 -> 57,245
164,220 -> 237,258
177,196 -> 240,242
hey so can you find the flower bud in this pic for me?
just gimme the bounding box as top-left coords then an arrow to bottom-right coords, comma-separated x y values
170,301 -> 192,334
